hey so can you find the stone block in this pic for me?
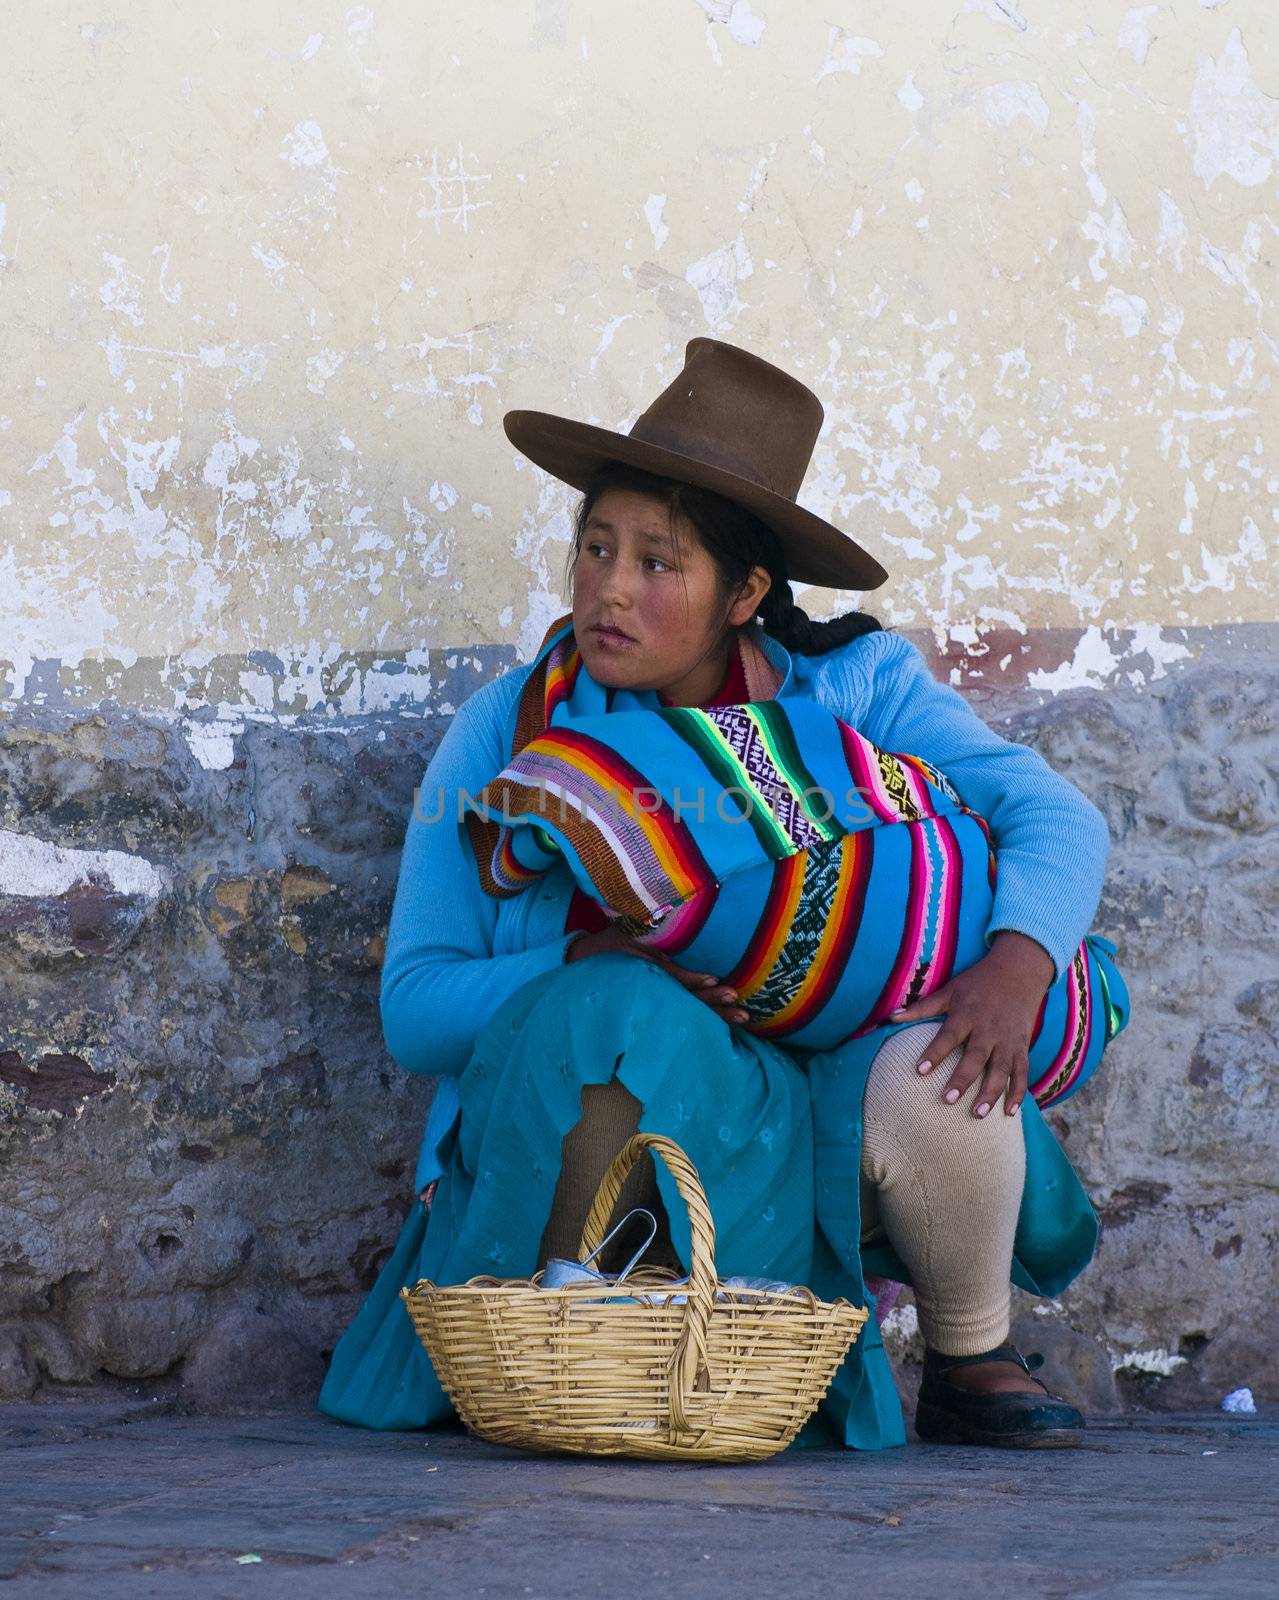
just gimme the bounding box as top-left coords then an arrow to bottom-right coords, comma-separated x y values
0,1325 -> 38,1400
1010,1311 -> 1121,1416
181,1305 -> 327,1410
62,1292 -> 207,1379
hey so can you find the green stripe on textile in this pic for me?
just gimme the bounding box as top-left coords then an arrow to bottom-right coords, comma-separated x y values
1094,956 -> 1120,1043
751,702 -> 844,842
661,707 -> 792,856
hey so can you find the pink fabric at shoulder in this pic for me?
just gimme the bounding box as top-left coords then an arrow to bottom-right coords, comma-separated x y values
736,625 -> 784,703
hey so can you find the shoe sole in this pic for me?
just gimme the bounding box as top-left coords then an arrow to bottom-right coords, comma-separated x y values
915,1400 -> 1084,1449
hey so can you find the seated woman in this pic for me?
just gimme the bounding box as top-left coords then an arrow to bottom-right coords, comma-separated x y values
318,337 -> 1129,1450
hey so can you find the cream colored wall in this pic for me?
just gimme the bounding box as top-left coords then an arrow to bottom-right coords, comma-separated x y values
2,0 -> 1275,716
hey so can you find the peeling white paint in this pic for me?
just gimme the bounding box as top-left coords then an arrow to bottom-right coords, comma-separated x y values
982,81 -> 1050,135
687,236 -> 753,328
0,829 -> 168,900
1117,6 -> 1159,66
1102,287 -> 1150,336
1189,28 -> 1279,188
1156,190 -> 1189,272
518,587 -> 570,663
346,5 -> 374,45
184,719 -> 245,770
644,193 -> 669,252
98,255 -> 145,327
281,119 -> 330,169
0,2 -> 1273,688
1082,200 -> 1136,282
1180,516 -> 1268,594
590,315 -> 635,371
1075,98 -> 1108,207
1026,626 -> 1122,693
428,480 -> 458,513
815,29 -> 884,82
305,348 -> 344,394
694,0 -> 765,48
898,75 -> 924,113
1125,624 -> 1193,681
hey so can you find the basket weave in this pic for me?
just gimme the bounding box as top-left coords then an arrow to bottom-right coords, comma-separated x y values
400,1132 -> 868,1462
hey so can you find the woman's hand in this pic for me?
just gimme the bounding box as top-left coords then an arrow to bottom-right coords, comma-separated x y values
884,930 -> 1057,1119
565,924 -> 750,1027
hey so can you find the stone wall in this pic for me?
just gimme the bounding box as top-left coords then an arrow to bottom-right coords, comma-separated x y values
2,623 -> 1274,1411
0,654 -> 497,1405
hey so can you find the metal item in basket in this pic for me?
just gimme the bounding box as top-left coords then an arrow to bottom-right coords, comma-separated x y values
538,1207 -> 657,1292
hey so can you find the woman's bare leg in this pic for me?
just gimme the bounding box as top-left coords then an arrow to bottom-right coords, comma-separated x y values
538,1074 -> 677,1271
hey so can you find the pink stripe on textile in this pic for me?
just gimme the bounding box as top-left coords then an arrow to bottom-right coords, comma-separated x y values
894,826 -> 931,1006
636,885 -> 717,952
851,827 -> 932,1036
918,818 -> 963,995
1030,947 -> 1092,1106
1039,955 -> 1079,1098
839,725 -> 901,824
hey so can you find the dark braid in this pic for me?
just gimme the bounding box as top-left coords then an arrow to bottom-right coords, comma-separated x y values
566,460 -> 887,657
755,577 -> 883,655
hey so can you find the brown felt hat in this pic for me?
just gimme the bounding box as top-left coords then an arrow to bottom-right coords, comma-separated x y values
503,336 -> 889,591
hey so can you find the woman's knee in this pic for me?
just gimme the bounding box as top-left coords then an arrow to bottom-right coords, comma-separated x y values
862,1018 -> 1023,1177
862,1019 -> 952,1127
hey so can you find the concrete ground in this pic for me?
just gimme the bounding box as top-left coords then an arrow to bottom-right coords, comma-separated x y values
1,1399 -> 1275,1598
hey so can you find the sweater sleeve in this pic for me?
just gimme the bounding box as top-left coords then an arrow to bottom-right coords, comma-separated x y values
839,630 -> 1111,987
379,676 -> 581,1078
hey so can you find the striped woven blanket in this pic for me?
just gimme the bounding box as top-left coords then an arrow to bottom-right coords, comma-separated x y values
462,624 -> 1128,1107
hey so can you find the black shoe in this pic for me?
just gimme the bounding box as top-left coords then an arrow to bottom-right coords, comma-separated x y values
915,1343 -> 1085,1449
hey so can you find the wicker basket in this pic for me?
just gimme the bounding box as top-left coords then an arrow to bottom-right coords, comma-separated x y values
399,1132 -> 868,1462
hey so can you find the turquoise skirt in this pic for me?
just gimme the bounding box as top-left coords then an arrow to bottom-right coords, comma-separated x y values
317,953 -> 1100,1449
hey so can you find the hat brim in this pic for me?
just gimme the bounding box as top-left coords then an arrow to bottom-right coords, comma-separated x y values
503,409 -> 889,592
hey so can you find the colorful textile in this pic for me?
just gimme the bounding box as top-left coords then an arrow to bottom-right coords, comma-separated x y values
464,616 -> 1130,1104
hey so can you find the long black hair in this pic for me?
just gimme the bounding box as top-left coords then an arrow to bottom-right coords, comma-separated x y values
564,460 -> 886,656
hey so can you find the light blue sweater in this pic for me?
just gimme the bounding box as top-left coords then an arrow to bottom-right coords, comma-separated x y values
380,625 -> 1111,1192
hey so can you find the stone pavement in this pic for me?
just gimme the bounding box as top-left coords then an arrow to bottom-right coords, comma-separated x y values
1,1399 -> 1275,1598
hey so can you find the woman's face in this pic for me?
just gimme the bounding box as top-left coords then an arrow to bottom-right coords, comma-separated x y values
569,487 -> 767,703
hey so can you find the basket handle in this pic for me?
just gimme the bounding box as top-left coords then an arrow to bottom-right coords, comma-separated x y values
578,1132 -> 717,1433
